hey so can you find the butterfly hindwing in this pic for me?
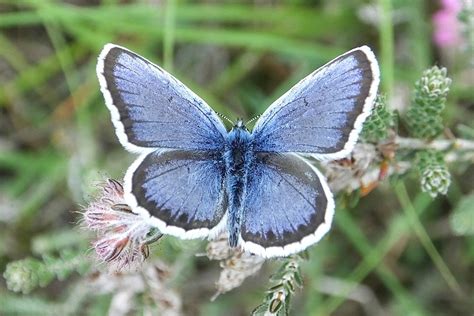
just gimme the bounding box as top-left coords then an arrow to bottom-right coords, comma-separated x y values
124,150 -> 227,238
252,46 -> 380,160
240,153 -> 334,257
97,44 -> 227,153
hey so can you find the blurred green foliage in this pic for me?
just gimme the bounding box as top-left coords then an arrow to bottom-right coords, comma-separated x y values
1,0 -> 473,315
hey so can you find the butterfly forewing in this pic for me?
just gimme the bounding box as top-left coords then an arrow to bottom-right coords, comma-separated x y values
97,44 -> 229,237
97,44 -> 227,153
252,46 -> 380,160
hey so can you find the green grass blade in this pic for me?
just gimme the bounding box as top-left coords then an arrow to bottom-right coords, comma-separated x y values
394,182 -> 464,298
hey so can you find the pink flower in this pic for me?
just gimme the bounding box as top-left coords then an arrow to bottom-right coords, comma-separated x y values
433,0 -> 463,47
83,179 -> 162,270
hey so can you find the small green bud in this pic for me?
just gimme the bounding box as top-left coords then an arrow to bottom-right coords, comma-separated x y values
414,67 -> 451,104
3,259 -> 53,294
252,256 -> 303,316
269,294 -> 284,313
420,166 -> 451,198
406,66 -> 451,139
361,95 -> 394,143
416,150 -> 451,198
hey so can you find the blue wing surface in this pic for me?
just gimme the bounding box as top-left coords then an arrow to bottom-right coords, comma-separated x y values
252,46 -> 380,160
124,150 -> 227,238
97,44 -> 227,153
240,153 -> 334,257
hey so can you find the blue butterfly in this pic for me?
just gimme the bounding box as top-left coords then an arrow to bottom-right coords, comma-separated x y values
96,44 -> 380,258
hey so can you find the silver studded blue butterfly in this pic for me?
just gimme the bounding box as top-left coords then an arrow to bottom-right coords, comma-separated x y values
96,44 -> 380,258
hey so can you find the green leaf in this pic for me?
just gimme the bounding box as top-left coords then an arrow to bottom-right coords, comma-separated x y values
251,302 -> 270,316
450,194 -> 474,236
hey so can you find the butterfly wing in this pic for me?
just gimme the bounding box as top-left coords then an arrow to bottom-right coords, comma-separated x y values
240,153 -> 334,258
97,44 -> 227,153
252,46 -> 380,160
124,150 -> 227,238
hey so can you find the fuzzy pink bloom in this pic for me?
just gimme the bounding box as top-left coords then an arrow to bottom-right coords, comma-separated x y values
83,179 -> 162,270
433,0 -> 463,47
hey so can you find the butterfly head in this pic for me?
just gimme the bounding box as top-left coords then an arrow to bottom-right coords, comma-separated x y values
227,118 -> 252,146
233,118 -> 248,132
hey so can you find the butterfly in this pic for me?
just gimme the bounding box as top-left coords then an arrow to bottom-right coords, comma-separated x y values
96,44 -> 379,258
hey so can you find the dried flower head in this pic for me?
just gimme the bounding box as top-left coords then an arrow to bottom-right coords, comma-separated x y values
323,143 -> 379,193
205,234 -> 234,260
83,179 -> 162,270
206,235 -> 265,300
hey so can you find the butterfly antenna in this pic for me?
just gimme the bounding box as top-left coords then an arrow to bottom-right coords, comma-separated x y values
215,111 -> 234,126
246,114 -> 261,127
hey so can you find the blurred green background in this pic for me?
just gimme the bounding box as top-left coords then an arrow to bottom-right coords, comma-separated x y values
0,0 -> 473,315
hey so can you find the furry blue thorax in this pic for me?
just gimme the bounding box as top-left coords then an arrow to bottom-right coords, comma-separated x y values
224,120 -> 255,247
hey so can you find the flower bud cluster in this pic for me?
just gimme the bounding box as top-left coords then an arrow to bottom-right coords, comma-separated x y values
406,66 -> 451,139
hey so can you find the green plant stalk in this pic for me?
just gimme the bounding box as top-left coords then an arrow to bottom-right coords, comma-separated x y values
378,0 -> 394,97
19,159 -> 66,223
0,3 -> 353,40
208,51 -> 261,96
0,292 -> 63,315
0,44 -> 87,108
15,3 -> 342,60
0,33 -> 29,72
321,208 -> 427,315
394,182 -> 464,298
318,193 -> 432,315
38,0 -> 78,107
408,0 -> 430,74
163,0 -> 176,72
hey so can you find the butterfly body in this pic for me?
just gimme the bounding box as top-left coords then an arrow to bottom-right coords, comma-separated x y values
224,120 -> 255,247
97,44 -> 380,258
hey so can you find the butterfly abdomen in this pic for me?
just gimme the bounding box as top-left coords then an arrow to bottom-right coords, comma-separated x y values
225,125 -> 255,247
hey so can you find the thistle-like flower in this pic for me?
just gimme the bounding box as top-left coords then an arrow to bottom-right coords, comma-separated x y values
83,179 -> 162,270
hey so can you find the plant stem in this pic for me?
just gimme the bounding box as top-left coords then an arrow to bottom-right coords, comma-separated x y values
394,182 -> 464,298
378,0 -> 394,98
163,0 -> 176,72
396,136 -> 474,151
